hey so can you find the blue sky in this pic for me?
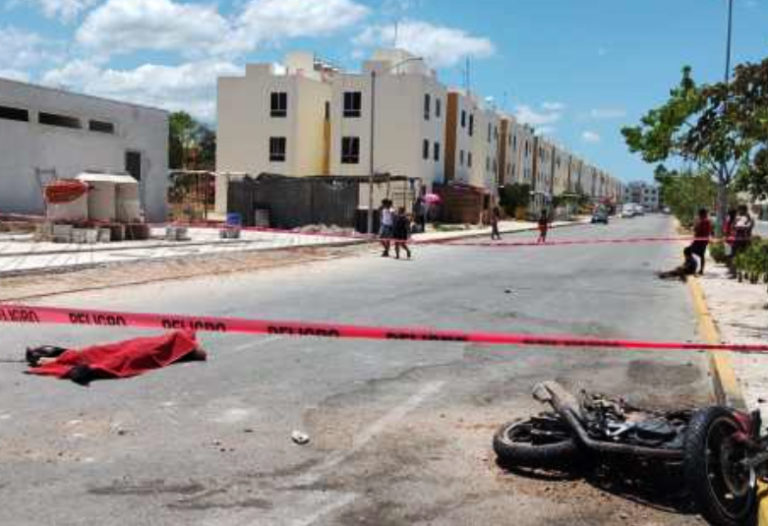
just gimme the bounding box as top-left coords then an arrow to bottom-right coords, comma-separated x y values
2,0 -> 767,182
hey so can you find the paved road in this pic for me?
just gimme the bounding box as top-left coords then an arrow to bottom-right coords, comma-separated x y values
0,215 -> 709,525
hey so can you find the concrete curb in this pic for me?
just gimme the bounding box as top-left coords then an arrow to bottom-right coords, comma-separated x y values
687,276 -> 747,409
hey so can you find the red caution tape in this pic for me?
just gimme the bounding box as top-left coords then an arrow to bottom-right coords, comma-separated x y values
1,304 -> 767,353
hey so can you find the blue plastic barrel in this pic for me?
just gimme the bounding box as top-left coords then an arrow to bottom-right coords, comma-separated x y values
226,213 -> 242,226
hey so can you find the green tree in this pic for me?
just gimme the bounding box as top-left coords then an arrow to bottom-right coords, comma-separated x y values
499,183 -> 531,217
622,66 -> 749,233
653,166 -> 716,227
169,111 -> 216,170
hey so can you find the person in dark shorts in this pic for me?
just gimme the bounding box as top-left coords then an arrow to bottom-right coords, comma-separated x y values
491,206 -> 502,240
689,208 -> 712,275
537,210 -> 550,244
658,247 -> 698,281
393,207 -> 412,259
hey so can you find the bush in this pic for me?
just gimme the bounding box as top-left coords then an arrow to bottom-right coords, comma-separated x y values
732,238 -> 768,283
709,241 -> 727,264
499,183 -> 531,218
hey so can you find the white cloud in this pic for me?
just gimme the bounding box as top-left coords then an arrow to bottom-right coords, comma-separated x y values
589,108 -> 626,119
0,69 -> 30,82
354,20 -> 494,68
76,0 -> 369,58
515,103 -> 563,127
0,26 -> 63,73
6,0 -> 98,22
42,59 -> 243,122
541,101 -> 565,111
598,47 -> 608,56
76,0 -> 231,57
582,131 -> 601,143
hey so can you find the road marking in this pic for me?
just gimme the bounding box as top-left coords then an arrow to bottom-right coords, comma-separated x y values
289,493 -> 358,526
232,336 -> 282,353
290,380 -> 444,489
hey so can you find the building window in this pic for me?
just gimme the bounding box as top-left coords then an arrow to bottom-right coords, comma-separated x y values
493,159 -> 497,172
486,157 -> 490,171
459,150 -> 464,166
422,139 -> 429,160
435,98 -> 441,118
424,94 -> 431,120
89,120 -> 115,134
269,137 -> 286,162
341,136 -> 360,164
39,112 -> 81,129
487,123 -> 492,143
469,114 -> 474,136
343,91 -> 361,118
270,92 -> 287,117
0,104 -> 29,122
433,142 -> 440,162
468,152 -> 473,167
461,110 -> 466,128
513,136 -> 517,151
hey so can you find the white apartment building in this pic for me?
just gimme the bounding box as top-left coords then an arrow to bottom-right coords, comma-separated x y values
215,52 -> 335,214
628,181 -> 660,211
552,145 -> 570,197
328,49 -> 446,191
0,77 -> 168,221
470,104 -> 500,194
532,135 -> 555,211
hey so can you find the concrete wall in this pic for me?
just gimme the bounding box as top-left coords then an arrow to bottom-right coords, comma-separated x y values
0,78 -> 168,221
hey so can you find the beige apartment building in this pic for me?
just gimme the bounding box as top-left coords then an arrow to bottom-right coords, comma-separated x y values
214,48 -> 622,221
215,52 -> 335,213
328,49 -> 446,190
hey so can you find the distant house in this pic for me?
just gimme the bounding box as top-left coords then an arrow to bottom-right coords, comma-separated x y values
0,77 -> 168,222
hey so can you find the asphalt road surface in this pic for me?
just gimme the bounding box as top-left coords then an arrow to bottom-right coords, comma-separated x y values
0,215 -> 710,525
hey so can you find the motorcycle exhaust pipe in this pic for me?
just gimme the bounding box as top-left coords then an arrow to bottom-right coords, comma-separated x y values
533,381 -> 683,460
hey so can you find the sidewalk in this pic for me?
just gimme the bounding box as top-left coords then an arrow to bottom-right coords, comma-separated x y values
0,219 -> 589,277
696,258 -> 768,421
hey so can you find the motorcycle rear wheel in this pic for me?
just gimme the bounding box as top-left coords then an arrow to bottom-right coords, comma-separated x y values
683,406 -> 756,526
493,417 -> 579,469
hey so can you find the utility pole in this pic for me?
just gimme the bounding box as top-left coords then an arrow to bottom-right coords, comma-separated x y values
367,70 -> 377,235
716,0 -> 734,235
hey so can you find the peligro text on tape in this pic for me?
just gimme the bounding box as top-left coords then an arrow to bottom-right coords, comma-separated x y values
3,303 -> 768,353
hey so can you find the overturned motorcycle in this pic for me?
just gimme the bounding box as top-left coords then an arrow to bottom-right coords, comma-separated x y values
493,381 -> 761,526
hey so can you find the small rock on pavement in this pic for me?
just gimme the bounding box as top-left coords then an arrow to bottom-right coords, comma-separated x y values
291,430 -> 310,445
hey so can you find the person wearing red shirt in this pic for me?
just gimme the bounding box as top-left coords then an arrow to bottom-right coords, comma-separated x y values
690,208 -> 713,275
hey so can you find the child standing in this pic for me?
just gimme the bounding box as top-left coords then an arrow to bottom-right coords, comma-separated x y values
537,210 -> 550,244
490,206 -> 502,240
393,207 -> 412,259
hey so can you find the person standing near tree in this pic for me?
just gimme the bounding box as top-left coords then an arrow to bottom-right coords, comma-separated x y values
690,208 -> 712,275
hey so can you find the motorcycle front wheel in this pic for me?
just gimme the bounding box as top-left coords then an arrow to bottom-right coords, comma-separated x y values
493,415 -> 579,469
683,406 -> 756,526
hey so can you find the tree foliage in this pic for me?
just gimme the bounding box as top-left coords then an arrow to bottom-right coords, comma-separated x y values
169,111 -> 216,170
653,165 -> 716,227
499,183 -> 531,217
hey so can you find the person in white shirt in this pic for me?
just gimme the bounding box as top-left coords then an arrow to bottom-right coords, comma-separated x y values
379,199 -> 395,257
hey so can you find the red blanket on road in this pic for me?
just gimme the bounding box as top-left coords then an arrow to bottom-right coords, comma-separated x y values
27,331 -> 205,384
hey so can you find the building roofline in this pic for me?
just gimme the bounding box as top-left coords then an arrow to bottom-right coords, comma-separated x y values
0,76 -> 169,115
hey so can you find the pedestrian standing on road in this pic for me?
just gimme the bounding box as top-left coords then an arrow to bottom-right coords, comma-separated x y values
414,195 -> 426,233
379,199 -> 395,257
690,208 -> 712,275
491,206 -> 502,241
393,207 -> 412,260
537,210 -> 550,244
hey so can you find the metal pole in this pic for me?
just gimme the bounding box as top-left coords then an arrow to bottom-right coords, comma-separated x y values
725,0 -> 734,85
367,70 -> 376,234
